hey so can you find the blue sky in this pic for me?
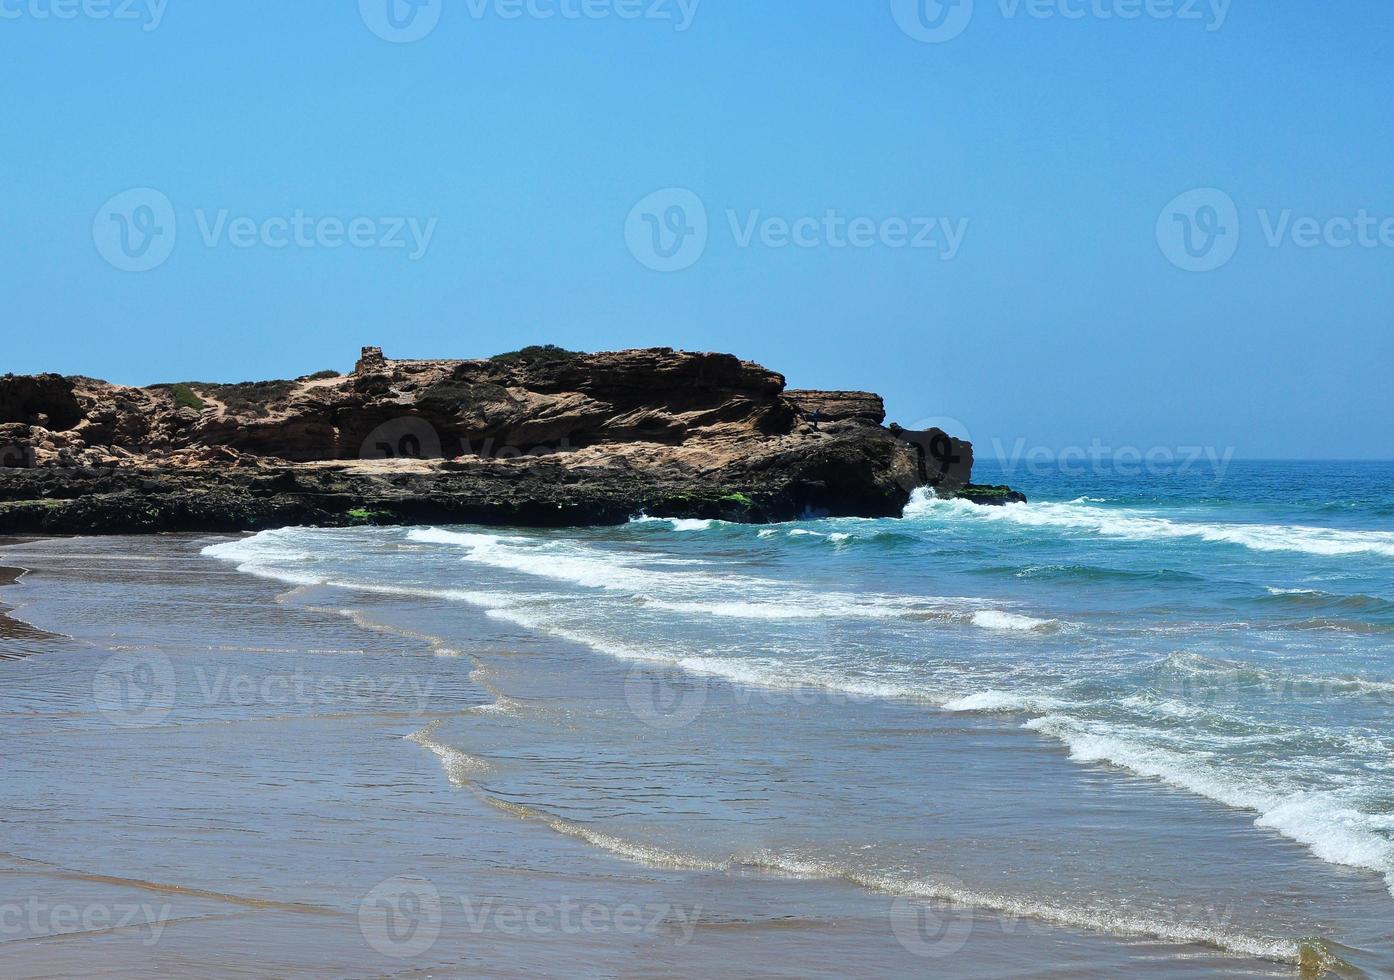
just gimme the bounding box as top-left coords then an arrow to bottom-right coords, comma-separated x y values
4,1 -> 1392,458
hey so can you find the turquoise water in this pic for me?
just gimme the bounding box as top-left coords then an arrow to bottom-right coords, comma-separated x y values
202,461 -> 1394,971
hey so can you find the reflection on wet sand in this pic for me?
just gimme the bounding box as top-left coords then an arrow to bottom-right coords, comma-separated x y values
0,558 -> 61,660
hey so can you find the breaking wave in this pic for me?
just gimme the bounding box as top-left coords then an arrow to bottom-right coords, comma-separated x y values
905,490 -> 1394,559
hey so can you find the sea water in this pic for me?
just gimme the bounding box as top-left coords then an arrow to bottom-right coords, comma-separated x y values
191,460 -> 1394,971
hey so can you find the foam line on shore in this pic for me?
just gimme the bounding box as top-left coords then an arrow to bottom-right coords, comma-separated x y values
443,801 -> 1317,966
1025,714 -> 1394,896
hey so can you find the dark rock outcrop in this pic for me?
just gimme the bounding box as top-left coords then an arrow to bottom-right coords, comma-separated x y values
0,347 -> 1023,534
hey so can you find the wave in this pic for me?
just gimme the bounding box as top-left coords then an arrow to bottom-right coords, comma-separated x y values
483,603 -> 936,702
1158,651 -> 1394,699
408,527 -> 761,594
481,603 -> 1064,713
630,515 -> 717,532
1254,587 -> 1394,618
1025,714 -> 1394,895
941,690 -> 1068,713
459,792 -> 1317,965
1007,563 -> 1205,585
970,610 -> 1057,632
407,722 -> 492,786
757,528 -> 854,545
905,490 -> 1394,559
409,526 -> 1057,634
202,532 -> 522,610
409,737 -> 1323,967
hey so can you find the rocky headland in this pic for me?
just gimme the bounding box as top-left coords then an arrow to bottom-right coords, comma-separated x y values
0,346 -> 1024,535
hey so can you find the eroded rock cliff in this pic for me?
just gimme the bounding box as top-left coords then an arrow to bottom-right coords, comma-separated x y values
0,347 -> 1022,534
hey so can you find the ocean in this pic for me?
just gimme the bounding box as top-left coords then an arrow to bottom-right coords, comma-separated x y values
3,461 -> 1392,975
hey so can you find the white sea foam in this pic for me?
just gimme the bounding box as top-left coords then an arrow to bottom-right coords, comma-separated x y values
1026,714 -> 1394,894
202,532 -> 520,609
941,690 -> 1066,713
1160,651 -> 1394,697
970,610 -> 1055,632
905,489 -> 1394,559
408,527 -> 758,594
484,604 -> 961,704
751,527 -> 855,544
643,593 -> 969,621
629,515 -> 715,532
407,723 -> 491,787
410,525 -> 1052,634
482,826 -> 1310,964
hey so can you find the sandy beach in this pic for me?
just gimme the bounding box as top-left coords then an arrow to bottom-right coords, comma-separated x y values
2,528 -> 1388,977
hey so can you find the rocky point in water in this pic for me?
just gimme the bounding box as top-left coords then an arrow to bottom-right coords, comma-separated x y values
0,346 -> 1025,534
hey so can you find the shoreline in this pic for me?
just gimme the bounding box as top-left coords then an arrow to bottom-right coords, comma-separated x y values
1,531 -> 1385,975
0,545 -> 59,658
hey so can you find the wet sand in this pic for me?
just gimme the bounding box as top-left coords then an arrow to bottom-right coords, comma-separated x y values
0,556 -> 60,660
0,535 -> 1374,978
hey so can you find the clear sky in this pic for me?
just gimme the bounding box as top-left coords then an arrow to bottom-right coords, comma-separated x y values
4,1 -> 1392,459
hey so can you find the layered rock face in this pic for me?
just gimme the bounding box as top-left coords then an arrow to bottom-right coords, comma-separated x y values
0,347 -> 1021,534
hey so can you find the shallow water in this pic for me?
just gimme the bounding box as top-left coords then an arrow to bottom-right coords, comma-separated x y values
2,461 -> 1392,975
